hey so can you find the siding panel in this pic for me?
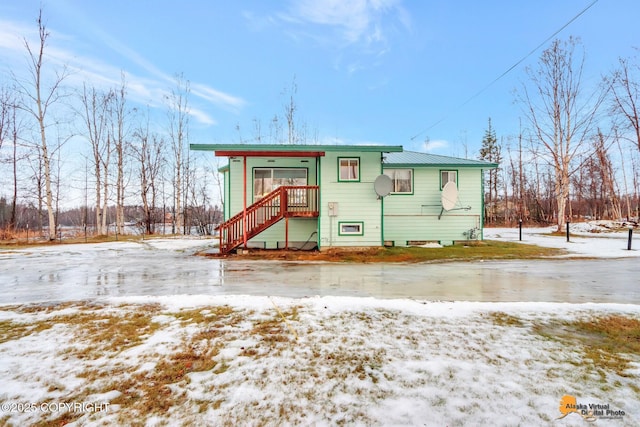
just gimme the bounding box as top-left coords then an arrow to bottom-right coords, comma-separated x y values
384,167 -> 484,245
319,151 -> 383,247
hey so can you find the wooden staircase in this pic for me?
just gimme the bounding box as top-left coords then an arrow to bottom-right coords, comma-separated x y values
216,185 -> 319,254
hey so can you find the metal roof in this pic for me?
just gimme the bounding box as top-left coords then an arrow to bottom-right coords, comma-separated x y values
383,151 -> 498,168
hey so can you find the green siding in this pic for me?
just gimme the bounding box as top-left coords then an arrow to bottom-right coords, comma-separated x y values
224,168 -> 230,220
227,156 -> 319,246
217,147 -> 492,249
249,218 -> 318,249
227,156 -> 318,215
383,167 -> 483,245
319,151 -> 383,247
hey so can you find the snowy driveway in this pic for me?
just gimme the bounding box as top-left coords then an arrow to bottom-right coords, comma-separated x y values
1,231 -> 638,305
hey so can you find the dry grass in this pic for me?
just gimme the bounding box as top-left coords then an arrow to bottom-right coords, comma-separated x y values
0,232 -> 178,249
211,240 -> 565,263
55,304 -> 162,359
486,312 -> 525,327
487,312 -> 640,381
0,319 -> 53,344
172,305 -> 235,324
2,303 -> 639,425
534,315 -> 640,376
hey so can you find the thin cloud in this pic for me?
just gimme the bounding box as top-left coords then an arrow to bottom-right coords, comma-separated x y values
189,107 -> 217,127
82,22 -> 247,118
0,18 -> 244,126
424,139 -> 449,152
277,0 -> 410,52
286,0 -> 374,44
191,83 -> 246,112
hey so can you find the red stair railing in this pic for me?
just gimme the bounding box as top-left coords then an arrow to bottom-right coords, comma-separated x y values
216,185 -> 318,254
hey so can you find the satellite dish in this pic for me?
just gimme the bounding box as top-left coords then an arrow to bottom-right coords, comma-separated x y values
441,181 -> 458,211
374,174 -> 393,198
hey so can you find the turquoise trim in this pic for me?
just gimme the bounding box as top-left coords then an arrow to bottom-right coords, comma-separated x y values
381,188 -> 385,245
480,169 -> 485,240
439,169 -> 459,189
225,165 -> 231,220
384,168 -> 414,195
384,162 -> 496,168
380,157 -> 384,245
338,221 -> 364,236
191,143 -> 403,153
337,157 -> 361,182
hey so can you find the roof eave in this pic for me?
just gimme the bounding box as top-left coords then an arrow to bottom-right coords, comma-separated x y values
384,162 -> 499,168
190,143 -> 403,154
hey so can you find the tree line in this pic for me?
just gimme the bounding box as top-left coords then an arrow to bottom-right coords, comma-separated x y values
480,37 -> 640,230
2,12 -> 640,240
0,11 -> 223,240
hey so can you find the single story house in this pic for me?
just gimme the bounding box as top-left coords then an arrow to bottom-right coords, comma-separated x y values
190,143 -> 498,254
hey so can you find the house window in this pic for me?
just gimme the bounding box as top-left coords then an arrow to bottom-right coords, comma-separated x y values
384,169 -> 413,194
338,158 -> 359,181
440,170 -> 457,189
338,222 -> 364,236
254,168 -> 307,198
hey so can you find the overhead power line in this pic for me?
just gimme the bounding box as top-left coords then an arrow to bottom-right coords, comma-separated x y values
409,0 -> 599,141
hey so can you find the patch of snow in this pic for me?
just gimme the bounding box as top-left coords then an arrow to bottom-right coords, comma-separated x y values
485,223 -> 640,258
1,297 -> 637,425
0,224 -> 638,425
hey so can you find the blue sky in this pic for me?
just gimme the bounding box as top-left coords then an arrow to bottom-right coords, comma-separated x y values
1,0 -> 638,158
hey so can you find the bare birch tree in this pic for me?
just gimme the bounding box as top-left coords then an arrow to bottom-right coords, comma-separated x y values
166,75 -> 191,234
15,10 -> 69,240
132,117 -> 164,234
518,37 -> 603,231
79,84 -> 111,235
0,87 -> 18,231
109,74 -> 129,235
609,55 -> 640,153
593,130 -> 621,219
283,77 -> 298,145
0,87 -> 9,153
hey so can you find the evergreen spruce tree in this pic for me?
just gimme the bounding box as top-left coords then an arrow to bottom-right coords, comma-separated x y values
479,118 -> 501,222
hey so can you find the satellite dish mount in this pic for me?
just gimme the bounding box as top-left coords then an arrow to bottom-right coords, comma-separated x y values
374,174 -> 393,199
439,181 -> 458,219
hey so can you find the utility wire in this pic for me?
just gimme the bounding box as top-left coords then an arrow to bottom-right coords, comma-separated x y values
409,0 -> 599,141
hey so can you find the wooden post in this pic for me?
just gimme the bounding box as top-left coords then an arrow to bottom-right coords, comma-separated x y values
285,217 -> 289,250
243,156 -> 247,249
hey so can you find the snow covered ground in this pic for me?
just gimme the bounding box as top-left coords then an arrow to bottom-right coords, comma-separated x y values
485,223 -> 640,258
0,225 -> 639,426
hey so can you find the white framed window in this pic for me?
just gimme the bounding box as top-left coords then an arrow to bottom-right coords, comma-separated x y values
383,168 -> 413,194
338,222 -> 364,236
440,170 -> 457,189
254,168 -> 307,198
338,158 -> 360,181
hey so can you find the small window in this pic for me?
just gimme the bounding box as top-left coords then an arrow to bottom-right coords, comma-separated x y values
384,169 -> 413,194
440,170 -> 457,189
339,222 -> 364,236
339,158 -> 359,181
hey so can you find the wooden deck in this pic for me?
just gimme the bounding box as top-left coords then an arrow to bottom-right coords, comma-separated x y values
216,186 -> 319,253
